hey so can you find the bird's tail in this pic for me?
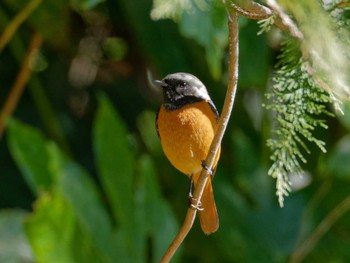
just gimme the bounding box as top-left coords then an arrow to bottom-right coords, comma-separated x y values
193,173 -> 219,235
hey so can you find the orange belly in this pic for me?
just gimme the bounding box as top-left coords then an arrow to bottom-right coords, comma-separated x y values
157,101 -> 219,176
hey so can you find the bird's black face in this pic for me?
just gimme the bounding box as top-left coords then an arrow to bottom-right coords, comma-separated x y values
155,73 -> 211,109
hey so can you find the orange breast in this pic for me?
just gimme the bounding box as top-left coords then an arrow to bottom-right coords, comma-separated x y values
157,101 -> 219,176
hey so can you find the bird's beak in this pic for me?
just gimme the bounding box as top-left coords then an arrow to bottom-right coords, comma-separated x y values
154,79 -> 166,87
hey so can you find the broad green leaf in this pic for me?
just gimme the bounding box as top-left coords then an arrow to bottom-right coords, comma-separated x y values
0,209 -> 33,263
93,95 -> 140,261
136,155 -> 180,263
7,120 -> 51,195
25,192 -> 76,263
93,95 -> 134,225
26,190 -> 115,263
48,143 -> 115,262
179,1 -> 227,79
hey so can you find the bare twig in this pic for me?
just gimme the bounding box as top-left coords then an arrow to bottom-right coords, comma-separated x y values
160,10 -> 239,263
229,0 -> 272,20
289,195 -> 350,263
265,0 -> 304,40
0,32 -> 43,138
0,0 -> 42,52
226,0 -> 303,39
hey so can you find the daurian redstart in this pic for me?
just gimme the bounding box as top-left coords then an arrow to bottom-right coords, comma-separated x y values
155,72 -> 220,234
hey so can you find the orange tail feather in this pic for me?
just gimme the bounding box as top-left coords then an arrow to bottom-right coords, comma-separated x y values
193,173 -> 219,234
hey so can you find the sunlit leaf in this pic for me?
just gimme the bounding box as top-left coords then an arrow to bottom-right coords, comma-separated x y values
25,192 -> 76,263
150,0 -> 193,20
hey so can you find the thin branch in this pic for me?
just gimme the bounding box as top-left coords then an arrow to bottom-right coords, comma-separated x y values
265,0 -> 304,40
226,0 -> 303,40
0,0 -> 42,52
0,32 -> 43,139
160,10 -> 239,263
229,0 -> 272,20
289,195 -> 350,263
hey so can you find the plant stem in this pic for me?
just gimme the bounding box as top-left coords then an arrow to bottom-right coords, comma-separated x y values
0,0 -> 42,52
265,0 -> 303,40
160,9 -> 239,263
229,0 -> 273,20
0,32 -> 43,138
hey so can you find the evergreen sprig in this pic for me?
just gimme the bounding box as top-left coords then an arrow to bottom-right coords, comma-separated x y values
265,39 -> 334,207
257,15 -> 276,35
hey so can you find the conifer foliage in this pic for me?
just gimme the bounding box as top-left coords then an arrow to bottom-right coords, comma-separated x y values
264,39 -> 334,207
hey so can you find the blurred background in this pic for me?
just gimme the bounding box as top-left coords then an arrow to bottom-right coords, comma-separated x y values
1,0 -> 350,262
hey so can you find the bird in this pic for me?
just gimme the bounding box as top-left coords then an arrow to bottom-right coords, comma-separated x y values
155,72 -> 220,234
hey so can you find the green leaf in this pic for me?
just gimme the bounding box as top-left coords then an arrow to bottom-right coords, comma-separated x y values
136,155 -> 180,262
150,0 -> 192,20
48,143 -> 115,262
0,209 -> 33,263
25,190 -> 109,263
93,95 -> 141,261
7,120 -> 52,195
93,95 -> 134,226
25,192 -> 76,263
179,1 -> 227,79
